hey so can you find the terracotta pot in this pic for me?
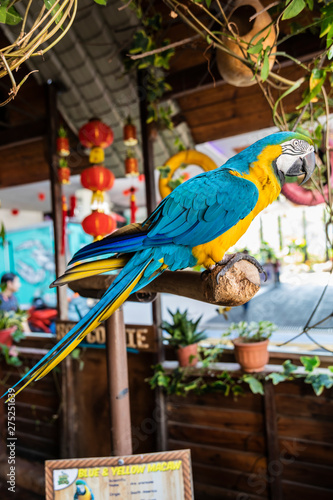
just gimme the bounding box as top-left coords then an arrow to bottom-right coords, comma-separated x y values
0,326 -> 16,347
217,0 -> 276,87
233,337 -> 269,372
177,343 -> 198,367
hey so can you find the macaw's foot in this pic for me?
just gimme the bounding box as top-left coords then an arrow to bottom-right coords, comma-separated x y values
216,253 -> 267,284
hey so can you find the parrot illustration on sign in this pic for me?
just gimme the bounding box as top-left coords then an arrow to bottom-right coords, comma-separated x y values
2,131 -> 316,400
74,480 -> 94,500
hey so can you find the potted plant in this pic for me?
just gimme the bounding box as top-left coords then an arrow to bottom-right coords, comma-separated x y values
161,309 -> 207,367
226,321 -> 276,373
0,309 -> 26,347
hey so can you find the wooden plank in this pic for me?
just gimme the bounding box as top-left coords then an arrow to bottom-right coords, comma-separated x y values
168,422 -> 265,453
15,431 -> 58,455
282,479 -> 333,500
15,402 -> 58,422
6,387 -> 59,409
16,444 -> 57,462
263,383 -> 283,500
15,416 -> 58,440
169,439 -> 267,473
168,391 -> 263,412
0,118 -> 47,150
193,462 -> 269,497
194,481 -> 266,500
275,393 -> 333,419
0,139 -> 49,187
277,415 -> 333,441
167,404 -> 264,432
278,437 -> 333,467
273,380 -> 328,397
283,461 -> 333,490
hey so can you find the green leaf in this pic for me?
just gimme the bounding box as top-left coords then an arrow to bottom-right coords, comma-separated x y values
44,0 -> 63,25
328,44 -> 333,61
261,51 -> 270,82
305,0 -> 313,9
242,375 -> 264,395
266,372 -> 287,385
94,0 -> 107,4
206,0 -> 212,7
0,1 -> 22,26
247,41 -> 263,55
272,78 -> 303,126
71,348 -> 81,360
282,359 -> 298,376
297,70 -> 326,108
305,374 -> 333,396
282,0 -> 306,21
300,355 -> 320,372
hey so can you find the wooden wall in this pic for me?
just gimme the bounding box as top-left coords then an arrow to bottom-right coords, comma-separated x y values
0,337 -> 158,462
166,380 -> 333,500
0,340 -> 61,462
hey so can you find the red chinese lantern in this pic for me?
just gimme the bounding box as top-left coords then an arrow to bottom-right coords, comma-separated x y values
123,116 -> 138,146
81,166 -> 114,191
81,165 -> 115,204
79,119 -> 114,149
82,211 -> 116,240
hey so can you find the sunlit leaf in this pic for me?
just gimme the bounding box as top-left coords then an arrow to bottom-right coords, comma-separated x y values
261,50 -> 270,82
242,375 -> 264,395
0,1 -> 22,26
300,355 -> 320,372
282,0 -> 306,21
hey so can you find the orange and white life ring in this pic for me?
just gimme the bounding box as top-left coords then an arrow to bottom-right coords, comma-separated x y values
159,150 -> 218,199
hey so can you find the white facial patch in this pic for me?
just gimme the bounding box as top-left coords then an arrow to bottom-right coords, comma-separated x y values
276,139 -> 314,175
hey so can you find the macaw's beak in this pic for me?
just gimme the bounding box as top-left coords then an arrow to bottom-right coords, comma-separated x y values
286,151 -> 316,185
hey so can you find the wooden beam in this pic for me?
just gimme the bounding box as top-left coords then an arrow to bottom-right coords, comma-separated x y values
0,118 -> 47,150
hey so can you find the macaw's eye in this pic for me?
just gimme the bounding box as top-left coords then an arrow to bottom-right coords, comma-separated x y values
293,139 -> 299,147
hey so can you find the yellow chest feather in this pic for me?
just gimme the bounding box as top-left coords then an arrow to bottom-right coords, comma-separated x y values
192,145 -> 282,268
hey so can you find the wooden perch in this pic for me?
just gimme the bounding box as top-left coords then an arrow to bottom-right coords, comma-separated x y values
70,261 -> 260,307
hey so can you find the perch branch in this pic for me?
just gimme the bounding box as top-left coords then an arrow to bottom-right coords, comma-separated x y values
69,261 -> 261,307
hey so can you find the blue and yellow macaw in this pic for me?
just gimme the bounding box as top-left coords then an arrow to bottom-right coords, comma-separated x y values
74,480 -> 94,500
2,131 -> 315,399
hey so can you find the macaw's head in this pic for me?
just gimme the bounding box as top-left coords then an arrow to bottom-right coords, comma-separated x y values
274,132 -> 316,186
75,480 -> 88,496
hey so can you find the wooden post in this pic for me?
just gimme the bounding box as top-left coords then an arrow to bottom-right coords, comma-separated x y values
105,308 -> 133,456
264,382 -> 283,500
138,70 -> 166,450
46,83 -> 75,457
45,82 -> 68,320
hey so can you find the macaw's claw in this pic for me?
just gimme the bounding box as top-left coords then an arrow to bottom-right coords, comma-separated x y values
215,253 -> 267,284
